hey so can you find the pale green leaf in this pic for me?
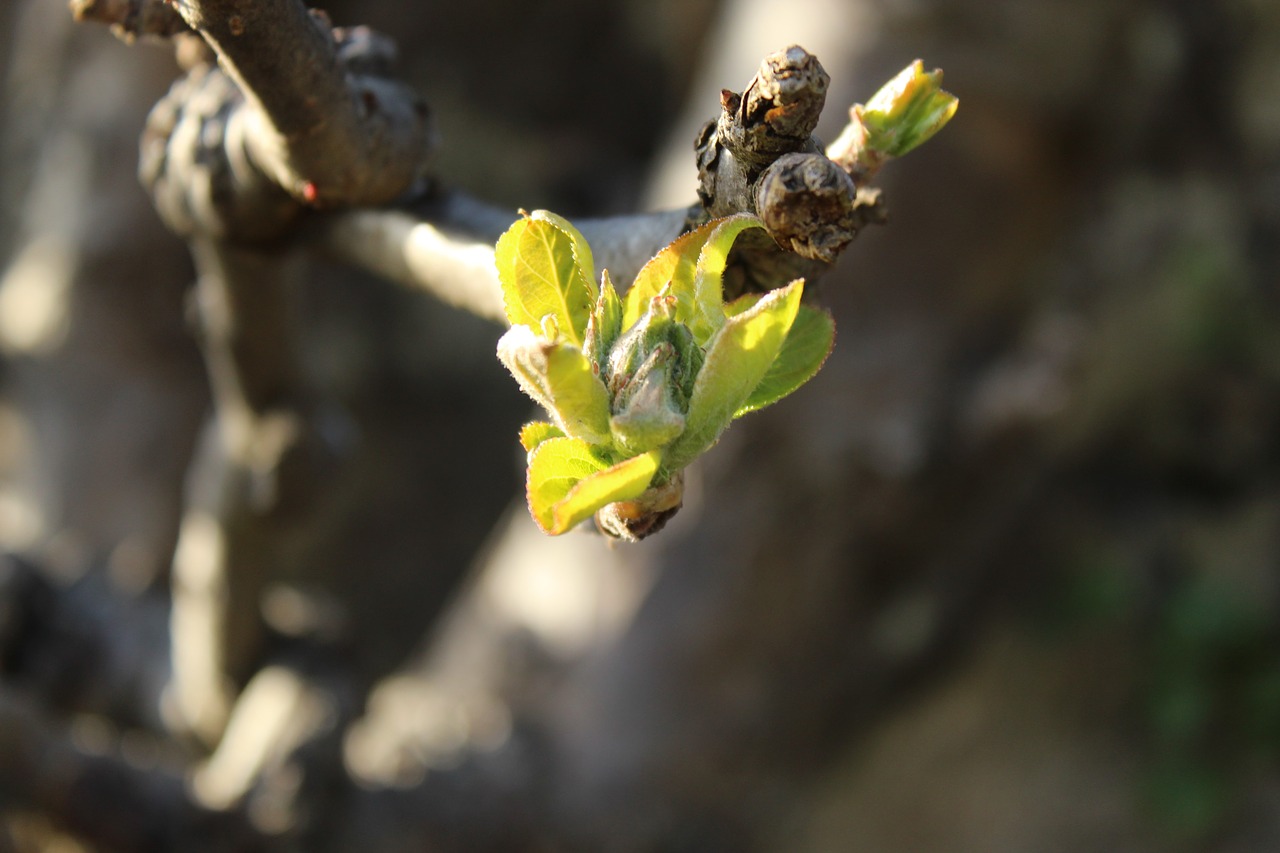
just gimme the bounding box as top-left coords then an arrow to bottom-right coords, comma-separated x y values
623,214 -> 766,338
543,344 -> 612,444
495,214 -> 595,346
526,437 -> 606,533
663,280 -> 803,471
529,210 -> 596,293
688,214 -> 766,342
623,224 -> 709,330
497,326 -> 612,444
735,301 -> 834,415
519,421 -> 564,454
584,269 -> 623,368
527,438 -> 659,535
859,60 -> 959,158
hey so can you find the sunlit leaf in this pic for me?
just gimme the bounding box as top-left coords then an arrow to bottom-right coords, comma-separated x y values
623,224 -> 710,330
688,214 -> 765,342
664,280 -> 803,470
735,300 -> 834,415
495,213 -> 596,346
497,326 -> 612,444
529,210 -> 596,293
526,437 -> 659,535
623,214 -> 766,343
858,60 -> 958,158
584,269 -> 623,368
519,421 -> 564,454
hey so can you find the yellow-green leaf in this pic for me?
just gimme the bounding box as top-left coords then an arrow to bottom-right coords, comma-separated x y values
623,223 -> 711,330
495,213 -> 596,346
519,421 -> 564,454
858,60 -> 958,158
688,214 -> 765,342
584,269 -> 623,368
664,280 -> 803,471
497,326 -> 612,444
526,438 -> 659,535
623,214 -> 765,342
529,210 -> 596,293
735,301 -> 834,415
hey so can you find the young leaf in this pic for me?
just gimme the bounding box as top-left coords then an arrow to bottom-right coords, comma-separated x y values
623,214 -> 767,339
609,346 -> 687,455
527,437 -> 659,535
735,301 -> 834,415
663,280 -> 803,471
496,326 -> 612,445
584,269 -> 623,369
858,60 -> 958,158
519,421 -> 565,454
495,214 -> 596,346
529,210 -> 596,293
527,437 -> 606,533
623,224 -> 712,330
688,214 -> 766,343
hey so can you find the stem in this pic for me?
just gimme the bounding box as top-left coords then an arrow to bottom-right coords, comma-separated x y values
314,196 -> 690,323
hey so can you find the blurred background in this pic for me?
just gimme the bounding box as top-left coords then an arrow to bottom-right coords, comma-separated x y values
2,0 -> 1280,850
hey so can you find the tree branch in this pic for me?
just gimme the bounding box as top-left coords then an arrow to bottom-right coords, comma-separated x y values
313,195 -> 691,323
70,0 -> 189,40
170,0 -> 435,206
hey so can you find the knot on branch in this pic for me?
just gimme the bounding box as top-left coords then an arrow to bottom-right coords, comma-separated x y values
696,45 -> 829,220
141,63 -> 302,244
137,7 -> 438,243
694,45 -> 886,289
720,45 -> 829,170
756,153 -> 888,263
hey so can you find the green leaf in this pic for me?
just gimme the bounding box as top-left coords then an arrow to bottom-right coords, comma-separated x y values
584,269 -> 623,369
735,300 -> 834,415
519,421 -> 564,454
663,280 -> 803,471
623,214 -> 765,341
859,60 -> 959,158
623,224 -> 711,331
497,326 -> 612,444
529,210 -> 596,292
688,214 -> 765,342
527,437 -> 659,535
495,213 -> 596,346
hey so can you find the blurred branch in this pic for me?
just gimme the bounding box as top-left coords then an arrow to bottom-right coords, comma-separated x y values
69,0 -> 189,40
0,687 -> 267,853
166,241 -> 355,742
0,555 -> 170,728
169,0 -> 434,207
314,194 -> 691,322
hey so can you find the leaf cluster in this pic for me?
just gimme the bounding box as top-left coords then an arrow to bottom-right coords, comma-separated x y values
495,211 -> 834,540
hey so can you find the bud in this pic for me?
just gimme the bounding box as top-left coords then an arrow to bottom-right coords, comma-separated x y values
583,269 -> 623,371
609,343 -> 686,454
595,472 -> 685,542
827,59 -> 957,181
603,293 -> 706,454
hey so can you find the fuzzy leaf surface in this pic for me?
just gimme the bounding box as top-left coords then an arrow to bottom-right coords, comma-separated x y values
688,214 -> 766,342
519,421 -> 565,454
735,300 -> 834,415
495,213 -> 596,346
664,280 -> 803,471
527,437 -> 659,534
496,327 -> 612,444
